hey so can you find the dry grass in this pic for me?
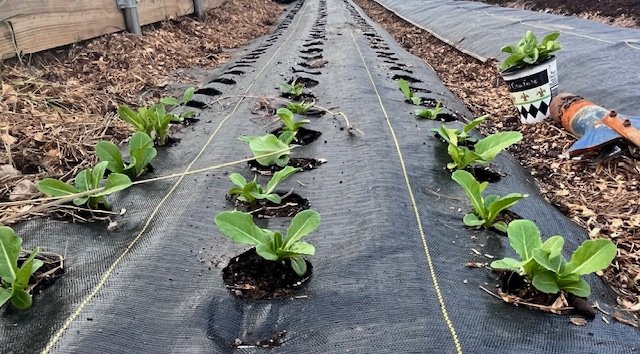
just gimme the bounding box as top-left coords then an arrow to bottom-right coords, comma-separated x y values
354,0 -> 640,319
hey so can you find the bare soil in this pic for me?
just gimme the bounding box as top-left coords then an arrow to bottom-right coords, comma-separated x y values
222,248 -> 312,299
354,0 -> 640,320
464,0 -> 640,28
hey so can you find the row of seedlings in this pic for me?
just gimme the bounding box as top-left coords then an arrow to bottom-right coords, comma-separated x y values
397,63 -> 615,322
0,88 -> 197,310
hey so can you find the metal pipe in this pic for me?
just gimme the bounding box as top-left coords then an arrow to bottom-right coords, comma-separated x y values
193,0 -> 204,18
116,0 -> 142,35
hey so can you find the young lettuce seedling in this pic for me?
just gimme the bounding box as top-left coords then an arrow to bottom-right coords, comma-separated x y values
451,170 -> 527,232
96,132 -> 157,179
491,220 -> 616,297
0,227 -> 43,310
500,31 -> 562,72
37,161 -> 132,209
446,131 -> 522,170
228,166 -> 302,204
239,133 -> 293,167
280,80 -> 305,98
215,209 -> 320,276
159,87 -> 196,123
286,101 -> 315,114
432,115 -> 489,146
118,103 -> 174,146
277,107 -> 310,134
416,102 -> 442,120
398,79 -> 421,105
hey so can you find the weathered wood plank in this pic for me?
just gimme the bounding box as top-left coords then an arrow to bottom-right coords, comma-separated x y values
0,0 -> 226,60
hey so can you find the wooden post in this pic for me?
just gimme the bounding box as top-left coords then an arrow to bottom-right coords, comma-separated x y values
116,0 -> 142,35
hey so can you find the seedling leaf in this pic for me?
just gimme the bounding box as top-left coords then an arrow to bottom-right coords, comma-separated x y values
215,211 -> 270,245
565,239 -> 617,276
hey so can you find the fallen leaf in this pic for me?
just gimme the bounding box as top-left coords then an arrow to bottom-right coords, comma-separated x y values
570,316 -> 587,326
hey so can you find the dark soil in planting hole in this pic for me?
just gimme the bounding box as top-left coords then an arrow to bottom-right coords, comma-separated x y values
288,77 -> 319,88
498,270 -> 597,319
227,192 -> 310,218
249,157 -> 325,176
468,165 -> 502,183
281,92 -> 316,102
279,104 -> 326,117
222,248 -> 312,299
14,252 -> 64,295
271,127 -> 322,146
492,209 -> 522,235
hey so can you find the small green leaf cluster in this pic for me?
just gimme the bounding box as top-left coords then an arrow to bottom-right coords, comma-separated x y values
159,87 -> 196,123
491,220 -> 616,297
96,132 -> 157,179
432,115 -> 488,146
228,166 -> 301,204
118,104 -> 173,146
286,101 -> 315,114
215,210 -> 320,275
277,107 -> 310,133
0,226 -> 44,310
499,31 -> 561,72
416,102 -> 442,120
239,133 -> 293,167
280,80 -> 305,98
452,170 -> 527,232
398,79 -> 421,105
37,161 -> 132,209
446,131 -> 522,170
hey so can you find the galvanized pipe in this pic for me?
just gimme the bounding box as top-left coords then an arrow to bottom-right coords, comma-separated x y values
116,0 -> 142,35
193,0 -> 204,18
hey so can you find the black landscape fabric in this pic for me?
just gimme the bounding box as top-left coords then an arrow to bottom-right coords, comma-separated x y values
374,0 -> 640,115
1,0 -> 638,353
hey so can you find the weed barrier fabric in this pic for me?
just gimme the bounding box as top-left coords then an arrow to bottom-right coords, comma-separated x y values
1,0 -> 638,353
374,0 -> 640,115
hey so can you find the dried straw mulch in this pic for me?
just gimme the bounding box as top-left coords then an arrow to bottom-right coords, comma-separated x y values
354,0 -> 640,322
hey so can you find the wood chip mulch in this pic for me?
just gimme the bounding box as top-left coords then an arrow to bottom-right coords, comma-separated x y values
354,0 -> 640,319
0,0 -> 284,218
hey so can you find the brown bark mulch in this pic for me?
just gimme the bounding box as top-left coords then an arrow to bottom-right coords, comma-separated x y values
354,0 -> 640,322
0,0 -> 283,218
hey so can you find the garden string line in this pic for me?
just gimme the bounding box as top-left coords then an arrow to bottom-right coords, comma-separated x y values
0,149 -> 295,224
41,1 -> 312,352
341,2 -> 463,353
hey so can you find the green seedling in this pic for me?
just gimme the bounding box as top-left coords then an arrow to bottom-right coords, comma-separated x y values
500,31 -> 561,72
96,132 -> 157,179
432,115 -> 489,146
117,103 -> 173,146
446,131 -> 522,170
277,107 -> 310,134
0,227 -> 43,310
416,102 -> 442,120
280,80 -> 304,98
286,101 -> 315,114
159,87 -> 196,123
239,133 -> 293,167
452,170 -> 527,232
398,79 -> 421,105
228,166 -> 301,204
491,220 -> 616,297
215,209 -> 320,276
37,161 -> 132,209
